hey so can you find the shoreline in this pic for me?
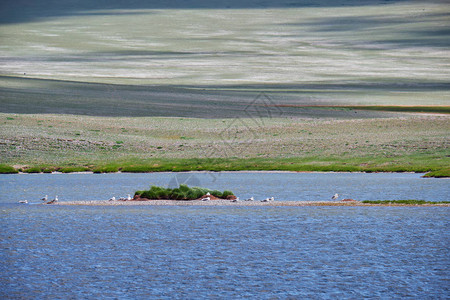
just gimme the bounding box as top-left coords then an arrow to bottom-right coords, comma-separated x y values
4,170 -> 447,179
6,170 -> 429,175
53,200 -> 450,207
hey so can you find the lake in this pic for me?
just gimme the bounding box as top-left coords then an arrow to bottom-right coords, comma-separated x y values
1,172 -> 449,203
1,172 -> 449,298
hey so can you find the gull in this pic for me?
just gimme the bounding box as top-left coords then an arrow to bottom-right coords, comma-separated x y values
206,192 -> 211,196
232,197 -> 240,202
202,197 -> 210,201
41,195 -> 48,202
245,197 -> 254,201
109,196 -> 116,201
46,196 -> 58,204
332,193 -> 339,200
19,200 -> 28,204
127,194 -> 132,201
262,196 -> 275,202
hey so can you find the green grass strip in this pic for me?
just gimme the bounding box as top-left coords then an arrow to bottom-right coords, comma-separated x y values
347,106 -> 450,114
7,156 -> 449,174
278,105 -> 450,114
362,200 -> 450,205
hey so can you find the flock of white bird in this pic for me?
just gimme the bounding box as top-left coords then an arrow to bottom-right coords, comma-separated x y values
19,193 -> 341,204
109,194 -> 132,201
18,195 -> 57,204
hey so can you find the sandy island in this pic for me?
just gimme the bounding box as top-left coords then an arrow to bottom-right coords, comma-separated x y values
53,200 -> 450,207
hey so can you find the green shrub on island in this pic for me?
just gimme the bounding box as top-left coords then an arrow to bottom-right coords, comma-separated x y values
135,184 -> 234,200
222,190 -> 234,198
210,190 -> 223,197
362,200 -> 450,205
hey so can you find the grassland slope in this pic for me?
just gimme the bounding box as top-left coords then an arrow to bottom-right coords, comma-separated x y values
1,113 -> 448,173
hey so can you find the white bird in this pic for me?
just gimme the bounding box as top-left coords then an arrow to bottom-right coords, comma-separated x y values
261,198 -> 269,202
41,195 -> 48,202
202,197 -> 210,201
206,192 -> 211,196
45,196 -> 58,204
127,194 -> 132,201
332,193 -> 339,200
232,197 -> 240,202
245,197 -> 254,201
109,196 -> 116,201
269,197 -> 274,201
19,200 -> 28,204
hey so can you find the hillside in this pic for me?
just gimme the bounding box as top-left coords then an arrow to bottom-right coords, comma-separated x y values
0,1 -> 448,173
1,1 -> 449,117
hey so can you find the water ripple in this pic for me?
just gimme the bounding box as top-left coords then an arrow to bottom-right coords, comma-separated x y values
1,205 -> 449,298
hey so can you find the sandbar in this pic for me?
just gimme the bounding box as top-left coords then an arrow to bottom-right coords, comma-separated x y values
53,200 -> 450,207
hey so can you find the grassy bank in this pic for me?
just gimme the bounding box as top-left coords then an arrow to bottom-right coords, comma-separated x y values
0,156 -> 448,175
0,164 -> 18,173
1,113 -> 448,175
362,200 -> 450,205
422,168 -> 450,178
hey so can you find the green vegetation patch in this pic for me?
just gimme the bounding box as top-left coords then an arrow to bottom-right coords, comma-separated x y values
24,167 -> 42,173
135,184 -> 234,200
0,164 -> 18,173
362,200 -> 450,205
352,106 -> 450,114
92,165 -> 120,173
283,106 -> 450,114
59,166 -> 91,173
423,168 -> 450,178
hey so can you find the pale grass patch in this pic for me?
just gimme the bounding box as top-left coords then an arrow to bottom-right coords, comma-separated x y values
1,113 -> 448,165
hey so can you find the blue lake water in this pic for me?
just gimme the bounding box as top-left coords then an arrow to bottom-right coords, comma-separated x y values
0,172 -> 449,203
1,172 -> 449,298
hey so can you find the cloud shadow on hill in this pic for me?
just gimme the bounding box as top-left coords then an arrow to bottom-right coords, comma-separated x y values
0,0 -> 411,24
0,76 -> 448,119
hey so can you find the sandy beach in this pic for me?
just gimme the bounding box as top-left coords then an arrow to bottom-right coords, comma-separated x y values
53,200 -> 450,207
